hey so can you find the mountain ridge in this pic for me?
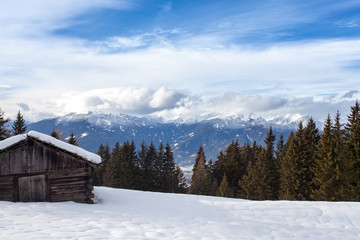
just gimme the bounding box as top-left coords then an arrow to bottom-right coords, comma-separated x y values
27,112 -> 308,166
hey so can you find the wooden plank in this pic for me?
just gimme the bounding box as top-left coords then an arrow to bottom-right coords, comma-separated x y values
50,180 -> 87,187
47,171 -> 89,179
18,175 -> 46,202
50,194 -> 88,202
0,192 -> 14,201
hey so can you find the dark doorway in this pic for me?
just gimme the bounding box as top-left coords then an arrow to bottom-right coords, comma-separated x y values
18,175 -> 46,202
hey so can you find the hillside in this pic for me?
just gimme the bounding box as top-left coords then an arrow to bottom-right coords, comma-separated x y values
1,187 -> 360,239
27,112 -> 301,166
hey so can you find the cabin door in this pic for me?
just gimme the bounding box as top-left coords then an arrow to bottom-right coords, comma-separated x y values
18,175 -> 46,202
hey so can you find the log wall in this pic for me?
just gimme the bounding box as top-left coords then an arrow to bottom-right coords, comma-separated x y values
0,138 -> 95,203
0,138 -> 87,175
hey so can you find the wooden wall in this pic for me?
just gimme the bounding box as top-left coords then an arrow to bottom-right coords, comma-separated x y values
0,138 -> 94,203
0,138 -> 87,175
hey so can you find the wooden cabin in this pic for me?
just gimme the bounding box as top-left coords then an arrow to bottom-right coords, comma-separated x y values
0,131 -> 101,203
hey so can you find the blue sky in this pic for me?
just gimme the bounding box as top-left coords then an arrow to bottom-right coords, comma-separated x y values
0,0 -> 360,122
56,1 -> 360,43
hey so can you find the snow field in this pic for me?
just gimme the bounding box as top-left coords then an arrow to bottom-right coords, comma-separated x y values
1,187 -> 360,239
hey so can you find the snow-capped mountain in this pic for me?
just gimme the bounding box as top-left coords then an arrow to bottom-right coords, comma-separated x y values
28,112 -> 307,166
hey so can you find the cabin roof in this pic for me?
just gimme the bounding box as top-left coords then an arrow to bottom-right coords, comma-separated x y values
0,131 -> 101,164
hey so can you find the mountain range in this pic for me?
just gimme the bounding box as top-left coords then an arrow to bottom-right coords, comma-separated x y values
27,112 -> 306,167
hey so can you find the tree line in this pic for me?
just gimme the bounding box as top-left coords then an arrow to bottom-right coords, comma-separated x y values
189,101 -> 360,201
94,141 -> 187,193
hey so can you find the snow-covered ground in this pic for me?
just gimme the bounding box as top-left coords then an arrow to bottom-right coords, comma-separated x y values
1,187 -> 360,239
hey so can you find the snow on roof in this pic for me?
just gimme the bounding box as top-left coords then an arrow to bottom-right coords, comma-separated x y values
0,134 -> 27,151
0,131 -> 101,164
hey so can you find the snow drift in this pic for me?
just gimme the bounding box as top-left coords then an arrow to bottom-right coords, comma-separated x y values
1,187 -> 360,239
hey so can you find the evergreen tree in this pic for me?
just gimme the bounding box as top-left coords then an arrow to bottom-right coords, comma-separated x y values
216,174 -> 233,198
162,143 -> 177,193
12,111 -> 27,135
312,113 -> 347,201
279,120 -> 320,200
138,141 -> 157,191
332,111 -> 349,199
279,126 -> 303,200
301,118 -> 320,200
345,100 -> 360,200
174,165 -> 188,193
102,156 -> 117,187
189,146 -> 211,195
0,108 -> 10,140
154,142 -> 165,191
312,115 -> 336,200
93,144 -> 109,186
240,147 -> 275,200
264,126 -> 279,198
119,140 -> 138,189
68,132 -> 79,146
275,133 -> 285,167
102,142 -> 121,187
213,140 -> 246,196
206,159 -> 218,196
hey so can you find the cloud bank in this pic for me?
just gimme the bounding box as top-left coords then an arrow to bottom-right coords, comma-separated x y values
4,87 -> 358,124
0,1 -> 359,124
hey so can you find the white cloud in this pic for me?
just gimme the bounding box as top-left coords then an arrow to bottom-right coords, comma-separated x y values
335,20 -> 359,28
0,85 -> 11,89
150,92 -> 359,124
1,1 -> 359,124
28,87 -> 188,118
149,87 -> 185,109
2,39 -> 360,122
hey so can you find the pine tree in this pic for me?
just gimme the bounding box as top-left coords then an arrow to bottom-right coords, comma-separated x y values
345,100 -> 360,200
189,146 -> 211,195
154,142 -> 165,191
312,114 -> 336,200
94,144 -> 111,186
68,132 -> 79,146
216,174 -> 233,198
279,125 -> 304,200
213,140 -> 246,196
102,142 -> 121,187
162,143 -> 177,193
0,108 -> 10,140
301,118 -> 320,200
206,159 -> 218,196
12,111 -> 27,135
240,147 -> 275,200
264,126 -> 279,198
236,142 -> 261,198
138,141 -> 157,191
102,156 -> 117,187
93,144 -> 106,186
332,111 -> 349,200
118,140 -> 137,189
275,133 -> 285,167
239,127 -> 279,200
174,165 -> 188,193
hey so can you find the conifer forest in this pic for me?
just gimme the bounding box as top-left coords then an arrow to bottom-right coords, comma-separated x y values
1,100 -> 360,201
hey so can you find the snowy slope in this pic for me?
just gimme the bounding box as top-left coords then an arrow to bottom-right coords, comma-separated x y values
1,187 -> 360,239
